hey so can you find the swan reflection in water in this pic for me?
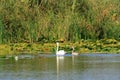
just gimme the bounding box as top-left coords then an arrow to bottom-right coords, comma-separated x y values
56,54 -> 78,80
56,56 -> 64,80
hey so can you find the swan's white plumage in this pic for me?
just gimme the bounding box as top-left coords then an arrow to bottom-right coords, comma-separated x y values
15,56 -> 18,61
56,50 -> 66,55
56,42 -> 66,56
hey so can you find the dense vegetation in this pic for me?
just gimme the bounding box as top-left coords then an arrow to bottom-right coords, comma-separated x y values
0,39 -> 120,56
0,0 -> 120,44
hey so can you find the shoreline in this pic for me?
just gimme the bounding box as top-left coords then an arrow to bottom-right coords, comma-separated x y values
0,39 -> 120,57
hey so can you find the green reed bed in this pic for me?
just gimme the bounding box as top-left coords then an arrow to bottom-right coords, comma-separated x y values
0,39 -> 120,57
0,0 -> 120,56
0,0 -> 120,43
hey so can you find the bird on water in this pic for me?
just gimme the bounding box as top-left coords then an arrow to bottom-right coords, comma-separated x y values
56,42 -> 66,56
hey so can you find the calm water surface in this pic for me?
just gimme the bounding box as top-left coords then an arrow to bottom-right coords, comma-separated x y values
0,54 -> 120,80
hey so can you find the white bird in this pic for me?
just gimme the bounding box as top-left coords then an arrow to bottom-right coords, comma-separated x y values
56,42 -> 66,56
15,56 -> 18,61
72,47 -> 79,55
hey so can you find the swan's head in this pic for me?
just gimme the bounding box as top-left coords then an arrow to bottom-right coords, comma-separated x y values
56,42 -> 59,46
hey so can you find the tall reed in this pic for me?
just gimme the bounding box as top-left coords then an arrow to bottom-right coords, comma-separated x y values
0,18 -> 3,44
0,0 -> 120,43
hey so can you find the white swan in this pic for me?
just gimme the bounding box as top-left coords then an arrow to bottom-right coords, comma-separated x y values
72,47 -> 79,55
56,42 -> 66,56
15,56 -> 18,61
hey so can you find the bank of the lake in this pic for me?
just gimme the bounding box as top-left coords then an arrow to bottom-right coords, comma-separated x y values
0,39 -> 120,57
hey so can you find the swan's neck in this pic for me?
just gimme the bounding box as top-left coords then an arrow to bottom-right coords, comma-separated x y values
72,47 -> 74,53
72,50 -> 74,53
56,43 -> 59,53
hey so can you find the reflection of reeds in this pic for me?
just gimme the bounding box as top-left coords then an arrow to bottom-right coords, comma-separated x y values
0,0 -> 120,43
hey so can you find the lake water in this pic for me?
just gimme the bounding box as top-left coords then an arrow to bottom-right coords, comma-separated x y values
0,54 -> 120,80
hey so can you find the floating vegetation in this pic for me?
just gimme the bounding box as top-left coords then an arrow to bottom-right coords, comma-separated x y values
0,39 -> 120,56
